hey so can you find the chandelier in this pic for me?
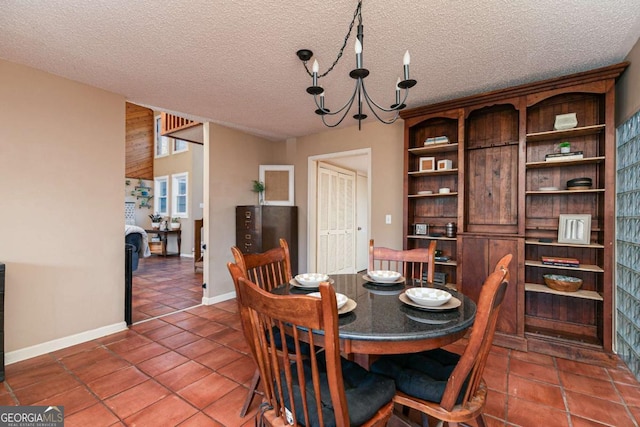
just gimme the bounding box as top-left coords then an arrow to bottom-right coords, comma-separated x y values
296,0 -> 416,130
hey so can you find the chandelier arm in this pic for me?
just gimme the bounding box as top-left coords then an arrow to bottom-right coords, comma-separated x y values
301,0 -> 362,78
360,82 -> 410,113
318,90 -> 358,128
321,96 -> 357,127
362,94 -> 401,124
312,83 -> 360,116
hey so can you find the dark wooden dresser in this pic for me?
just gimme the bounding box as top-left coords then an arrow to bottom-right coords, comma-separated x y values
235,206 -> 298,275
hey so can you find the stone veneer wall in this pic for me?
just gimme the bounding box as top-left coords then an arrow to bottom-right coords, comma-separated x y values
616,109 -> 640,380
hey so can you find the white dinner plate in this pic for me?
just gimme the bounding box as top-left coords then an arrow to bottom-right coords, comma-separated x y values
289,278 -> 334,289
399,292 -> 461,311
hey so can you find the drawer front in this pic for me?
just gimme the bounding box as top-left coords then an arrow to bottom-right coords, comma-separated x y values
236,206 -> 262,253
237,231 -> 262,254
236,206 -> 261,232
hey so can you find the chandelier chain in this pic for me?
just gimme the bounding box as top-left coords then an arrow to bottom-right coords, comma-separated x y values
302,0 -> 362,78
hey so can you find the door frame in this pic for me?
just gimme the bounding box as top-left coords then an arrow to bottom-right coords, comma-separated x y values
307,148 -> 371,272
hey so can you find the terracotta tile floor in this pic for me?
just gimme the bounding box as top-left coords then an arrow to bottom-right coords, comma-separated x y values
132,255 -> 203,323
2,256 -> 639,426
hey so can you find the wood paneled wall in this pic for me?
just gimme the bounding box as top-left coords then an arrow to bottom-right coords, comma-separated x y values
125,103 -> 154,179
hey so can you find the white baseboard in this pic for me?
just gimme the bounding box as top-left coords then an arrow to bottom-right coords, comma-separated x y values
5,321 -> 128,365
181,253 -> 194,258
202,290 -> 236,305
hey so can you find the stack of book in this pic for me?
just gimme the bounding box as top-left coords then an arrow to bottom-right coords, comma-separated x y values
545,151 -> 583,162
541,256 -> 580,267
424,136 -> 449,145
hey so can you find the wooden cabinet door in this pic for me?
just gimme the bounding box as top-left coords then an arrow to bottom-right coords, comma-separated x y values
460,236 -> 519,335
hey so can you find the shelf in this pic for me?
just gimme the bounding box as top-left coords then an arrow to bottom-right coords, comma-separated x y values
525,260 -> 604,273
408,143 -> 459,156
525,239 -> 604,249
526,156 -> 605,169
408,192 -> 458,198
524,327 -> 602,348
526,188 -> 604,195
525,283 -> 603,301
525,124 -> 605,142
407,235 -> 456,241
435,260 -> 457,267
408,169 -> 458,177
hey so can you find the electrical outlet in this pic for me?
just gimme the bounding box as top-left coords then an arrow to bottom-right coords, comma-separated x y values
385,214 -> 392,224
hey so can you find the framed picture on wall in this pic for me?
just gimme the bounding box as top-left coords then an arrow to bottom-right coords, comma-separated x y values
259,165 -> 295,206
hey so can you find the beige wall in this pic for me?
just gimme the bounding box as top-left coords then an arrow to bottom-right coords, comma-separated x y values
202,119 -> 404,297
286,120 -> 405,272
153,139 -> 204,256
0,59 -> 126,356
616,37 -> 640,125
204,123 -> 283,298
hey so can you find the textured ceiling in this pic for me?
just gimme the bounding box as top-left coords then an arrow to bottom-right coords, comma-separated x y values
1,1 -> 639,140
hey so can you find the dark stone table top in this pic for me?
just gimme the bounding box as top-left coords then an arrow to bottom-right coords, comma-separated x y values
273,273 -> 476,349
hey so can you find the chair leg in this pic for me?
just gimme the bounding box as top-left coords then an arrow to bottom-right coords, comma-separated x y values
240,368 -> 261,417
475,414 -> 487,427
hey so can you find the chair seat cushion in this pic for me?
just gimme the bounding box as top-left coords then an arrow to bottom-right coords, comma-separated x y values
283,352 -> 395,427
370,348 -> 467,404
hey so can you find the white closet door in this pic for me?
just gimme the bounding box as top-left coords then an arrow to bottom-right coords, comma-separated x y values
317,163 -> 356,274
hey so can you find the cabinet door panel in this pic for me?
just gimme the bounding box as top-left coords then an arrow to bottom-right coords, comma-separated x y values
466,144 -> 518,233
461,237 -> 518,335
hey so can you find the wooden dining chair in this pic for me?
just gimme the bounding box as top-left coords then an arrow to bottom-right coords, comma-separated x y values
227,261 -> 264,417
370,256 -> 512,427
229,238 -> 293,417
494,253 -> 513,274
236,278 -> 396,427
231,238 -> 292,292
369,239 -> 437,284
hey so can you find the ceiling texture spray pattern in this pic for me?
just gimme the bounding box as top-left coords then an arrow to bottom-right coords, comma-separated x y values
1,1 -> 639,140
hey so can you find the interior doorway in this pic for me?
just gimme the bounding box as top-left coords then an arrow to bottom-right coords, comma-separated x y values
308,149 -> 370,274
125,104 -> 205,323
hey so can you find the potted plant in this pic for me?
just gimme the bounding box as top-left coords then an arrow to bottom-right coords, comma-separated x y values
252,180 -> 265,205
559,141 -> 571,153
149,213 -> 163,229
170,217 -> 181,230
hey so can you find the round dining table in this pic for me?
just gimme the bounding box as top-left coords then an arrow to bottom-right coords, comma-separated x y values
272,273 -> 477,356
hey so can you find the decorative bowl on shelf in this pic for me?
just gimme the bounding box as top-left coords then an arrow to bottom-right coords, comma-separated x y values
307,292 -> 349,310
405,287 -> 452,307
566,177 -> 592,190
367,270 -> 402,283
543,274 -> 583,292
295,273 -> 329,287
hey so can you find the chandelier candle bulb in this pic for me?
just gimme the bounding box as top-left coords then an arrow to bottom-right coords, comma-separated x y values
403,50 -> 410,80
396,78 -> 401,104
355,38 -> 363,69
312,59 -> 319,86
